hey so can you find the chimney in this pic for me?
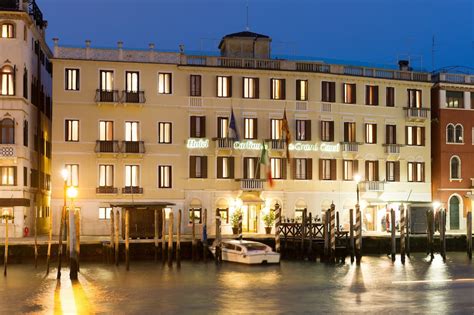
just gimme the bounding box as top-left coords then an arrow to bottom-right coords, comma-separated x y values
149,43 -> 155,62
118,41 -> 124,60
85,40 -> 91,59
52,37 -> 59,58
398,60 -> 410,71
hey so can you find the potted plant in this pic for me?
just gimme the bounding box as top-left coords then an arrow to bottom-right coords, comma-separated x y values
262,211 -> 275,234
231,209 -> 243,235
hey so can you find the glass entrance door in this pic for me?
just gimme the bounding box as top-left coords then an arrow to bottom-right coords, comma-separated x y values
242,204 -> 259,233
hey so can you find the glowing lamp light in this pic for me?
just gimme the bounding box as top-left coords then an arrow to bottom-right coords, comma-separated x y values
2,209 -> 9,217
66,186 -> 78,199
354,174 -> 362,184
433,201 -> 441,210
61,169 -> 69,181
164,207 -> 172,219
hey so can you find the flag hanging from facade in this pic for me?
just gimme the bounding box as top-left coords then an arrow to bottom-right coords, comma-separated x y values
228,108 -> 240,140
260,140 -> 274,188
282,108 -> 291,163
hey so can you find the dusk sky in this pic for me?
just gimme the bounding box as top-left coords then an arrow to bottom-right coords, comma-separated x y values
39,0 -> 473,71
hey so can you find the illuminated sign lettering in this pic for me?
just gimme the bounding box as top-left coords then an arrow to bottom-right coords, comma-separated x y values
186,138 -> 209,149
233,141 -> 266,150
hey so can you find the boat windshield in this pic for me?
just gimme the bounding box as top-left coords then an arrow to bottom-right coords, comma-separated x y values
242,243 -> 268,251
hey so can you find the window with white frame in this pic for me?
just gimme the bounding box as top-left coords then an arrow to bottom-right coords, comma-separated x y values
125,165 -> 139,187
407,89 -> 422,108
99,207 -> 112,220
217,117 -> 229,138
65,164 -> 79,187
296,79 -> 308,101
126,71 -> 139,92
65,119 -> 79,142
0,166 -> 16,186
446,91 -> 464,108
450,156 -> 461,180
125,121 -> 139,141
406,126 -> 425,146
244,118 -> 257,139
1,23 -> 14,38
270,158 -> 285,179
158,165 -> 172,188
271,78 -> 285,100
446,124 -> 463,144
271,119 -> 283,140
65,68 -> 80,91
158,122 -> 172,144
407,162 -> 424,182
0,65 -> 15,96
217,76 -> 231,97
158,72 -> 172,94
365,123 -> 377,144
343,160 -> 356,181
243,77 -> 259,99
100,70 -> 114,91
99,164 -> 114,187
99,121 -> 113,141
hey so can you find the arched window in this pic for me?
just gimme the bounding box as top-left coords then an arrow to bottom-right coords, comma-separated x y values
450,156 -> 460,179
454,124 -> 463,143
0,65 -> 15,96
448,195 -> 460,230
0,118 -> 14,144
1,23 -> 14,38
23,120 -> 28,147
446,124 -> 455,143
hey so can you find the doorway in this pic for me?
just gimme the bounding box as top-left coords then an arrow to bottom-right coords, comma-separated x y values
449,195 -> 460,230
242,204 -> 260,233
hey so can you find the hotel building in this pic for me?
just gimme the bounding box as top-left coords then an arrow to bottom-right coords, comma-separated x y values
50,31 -> 433,236
431,71 -> 474,231
0,0 -> 52,237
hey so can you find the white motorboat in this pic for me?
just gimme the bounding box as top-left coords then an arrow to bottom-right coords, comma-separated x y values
210,239 -> 280,264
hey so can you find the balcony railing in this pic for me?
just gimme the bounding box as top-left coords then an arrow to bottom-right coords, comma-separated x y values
96,187 -> 118,194
404,107 -> 429,120
95,89 -> 119,103
121,141 -> 145,154
239,179 -> 264,191
0,145 -> 16,158
95,140 -> 120,153
267,139 -> 286,151
214,138 -> 234,149
340,142 -> 359,152
122,90 -> 146,103
383,144 -> 402,154
361,181 -> 385,192
122,186 -> 143,194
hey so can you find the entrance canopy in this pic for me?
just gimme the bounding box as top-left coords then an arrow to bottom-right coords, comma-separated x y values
109,201 -> 175,209
238,191 -> 264,204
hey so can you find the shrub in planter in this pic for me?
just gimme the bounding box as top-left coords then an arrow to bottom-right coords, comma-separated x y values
262,211 -> 275,234
230,209 -> 243,235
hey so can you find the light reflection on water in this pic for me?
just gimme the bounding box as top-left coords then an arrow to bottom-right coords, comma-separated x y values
0,253 -> 472,314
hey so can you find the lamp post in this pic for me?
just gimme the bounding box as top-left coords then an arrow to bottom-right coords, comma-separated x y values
57,169 -> 68,279
66,186 -> 79,280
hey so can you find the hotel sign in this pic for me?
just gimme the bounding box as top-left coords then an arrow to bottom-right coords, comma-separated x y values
289,142 -> 340,152
186,139 -> 340,152
186,138 -> 209,149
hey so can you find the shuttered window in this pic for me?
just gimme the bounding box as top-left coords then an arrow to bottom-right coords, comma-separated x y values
320,121 -> 334,142
189,156 -> 208,179
217,76 -> 232,97
407,162 -> 425,182
406,126 -> 425,146
217,157 -> 234,179
243,77 -> 259,99
365,85 -> 379,105
158,73 -> 172,94
365,123 -> 377,144
344,122 -> 356,142
158,165 -> 172,188
65,119 -> 79,142
386,87 -> 395,107
321,81 -> 336,102
243,157 -> 260,179
244,118 -> 257,139
296,120 -> 311,141
408,89 -> 422,108
385,125 -> 397,144
190,75 -> 201,96
343,83 -> 356,104
190,116 -> 206,138
296,80 -> 308,101
343,160 -> 358,181
319,159 -> 336,180
293,158 -> 312,180
271,78 -> 286,100
386,161 -> 400,182
217,117 -> 229,138
65,68 -> 80,91
270,158 -> 287,179
365,160 -> 379,181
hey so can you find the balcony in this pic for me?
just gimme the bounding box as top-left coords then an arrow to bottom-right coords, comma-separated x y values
361,181 -> 385,192
340,142 -> 359,153
404,107 -> 429,121
122,186 -> 143,194
95,140 -> 120,153
383,144 -> 402,154
213,138 -> 234,149
122,91 -> 146,104
0,145 -> 16,158
96,187 -> 118,194
95,89 -> 119,103
238,179 -> 264,191
121,141 -> 145,154
267,139 -> 286,151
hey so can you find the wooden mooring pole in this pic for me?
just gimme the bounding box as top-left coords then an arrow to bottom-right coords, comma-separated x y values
76,210 -> 81,272
307,212 -> 313,260
114,210 -> 120,266
3,216 -> 8,277
349,208 -> 355,264
109,208 -> 114,264
192,211 -> 196,261
238,210 -> 243,242
330,204 -> 336,263
275,203 -> 281,253
215,209 -> 222,265
440,209 -> 446,260
154,209 -> 159,262
467,211 -> 472,260
162,210 -> 166,265
400,206 -> 406,264
391,208 -> 396,262
125,209 -> 130,271
168,212 -> 174,267
301,208 -> 307,260
69,208 -> 78,280
177,209 -> 182,267
34,207 -> 38,268
202,209 -> 208,262
427,209 -> 434,259
46,208 -> 53,275
406,205 -> 411,257
56,206 -> 66,279
323,210 -> 329,262
355,204 -> 362,265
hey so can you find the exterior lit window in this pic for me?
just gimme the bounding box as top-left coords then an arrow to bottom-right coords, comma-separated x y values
319,159 -> 335,180
218,208 -> 229,224
294,158 -> 312,180
243,77 -> 259,98
126,71 -> 139,92
1,23 -> 14,38
271,119 -> 283,140
189,156 -> 207,179
125,121 -> 139,141
0,65 -> 15,95
99,164 -> 114,187
321,81 -> 335,102
99,121 -> 114,141
365,85 -> 379,105
386,161 -> 399,182
99,207 -> 112,220
407,162 -> 424,182
125,165 -> 139,187
343,122 -> 356,142
190,116 -> 206,138
343,160 -> 357,181
0,166 -> 16,186
343,83 -> 356,104
270,158 -> 286,179
0,118 -> 14,144
158,122 -> 172,144
271,78 -> 285,100
450,156 -> 461,180
158,72 -> 172,94
189,208 -> 202,224
320,120 -> 334,142
296,120 -> 311,141
244,118 -> 257,139
217,76 -> 231,97
190,75 -> 201,96
158,165 -> 172,188
407,89 -> 422,108
65,164 -> 79,187
217,117 -> 229,138
65,119 -> 79,142
406,126 -> 425,146
217,156 -> 234,179
243,157 -> 259,179
446,123 -> 463,143
65,68 -> 80,91
446,91 -> 464,108
365,123 -> 377,144
296,80 -> 308,101
365,160 -> 379,181
100,70 -> 114,91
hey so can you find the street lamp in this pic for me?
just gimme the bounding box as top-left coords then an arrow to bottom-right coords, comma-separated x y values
354,174 -> 362,206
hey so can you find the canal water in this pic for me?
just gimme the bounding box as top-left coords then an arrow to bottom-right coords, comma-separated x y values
0,253 -> 473,314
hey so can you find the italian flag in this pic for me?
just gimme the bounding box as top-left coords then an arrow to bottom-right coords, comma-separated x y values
260,140 -> 274,188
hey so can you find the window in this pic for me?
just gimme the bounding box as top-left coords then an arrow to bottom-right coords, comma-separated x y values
406,126 -> 425,146
100,70 -> 114,91
65,68 -> 80,91
158,72 -> 172,94
243,77 -> 259,99
365,160 -> 379,181
365,123 -> 377,144
386,87 -> 395,107
217,117 -> 229,138
296,120 -> 311,141
447,124 -> 455,143
385,125 -> 397,144
243,157 -> 259,179
190,116 -> 206,138
158,122 -> 172,144
343,122 -> 356,142
270,158 -> 286,179
271,119 -> 283,140
0,166 -> 16,186
64,120 -> 79,142
126,71 -> 139,92
408,89 -> 422,108
321,81 -> 335,102
23,167 -> 27,186
189,156 -> 208,178
319,159 -> 336,180
1,23 -> 14,38
190,75 -> 201,96
343,160 -> 358,181
99,164 -> 114,187
23,68 -> 28,98
125,165 -> 139,187
407,162 -> 424,182
158,165 -> 172,188
244,118 -> 257,139
386,161 -> 400,182
218,208 -> 229,224
320,120 -> 334,142
217,156 -> 234,179
446,91 -> 464,108
99,207 -> 112,220
293,158 -> 312,180
450,156 -> 461,180
0,118 -> 14,144
99,121 -> 113,141
189,208 -> 202,224
472,127 -> 474,145
65,164 -> 79,187
217,76 -> 231,97
296,80 -> 308,101
125,121 -> 139,141
271,78 -> 285,100
343,83 -> 356,104
471,92 -> 474,109
0,65 -> 15,95
365,85 -> 379,105
454,125 -> 463,143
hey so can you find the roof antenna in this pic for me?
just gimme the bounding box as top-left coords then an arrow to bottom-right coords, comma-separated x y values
245,0 -> 250,31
